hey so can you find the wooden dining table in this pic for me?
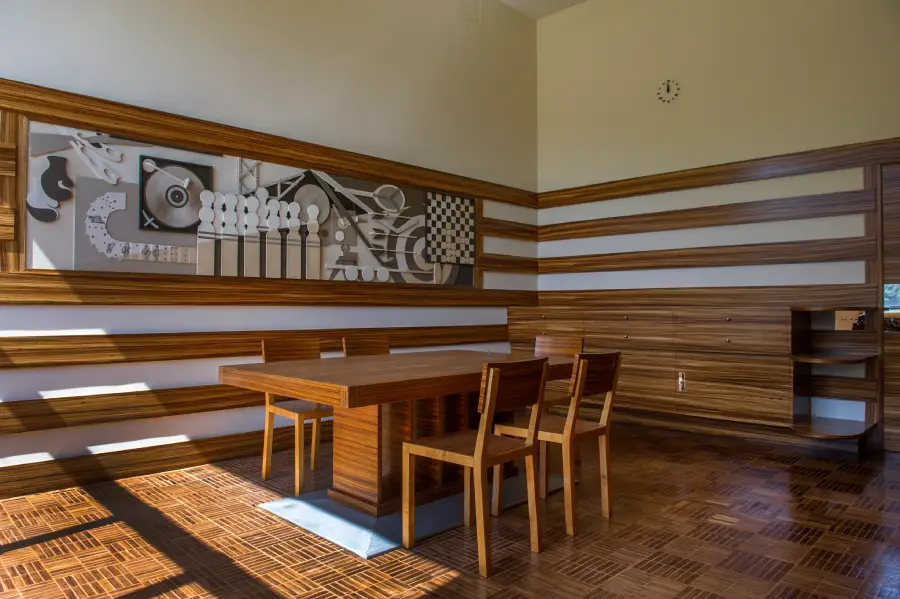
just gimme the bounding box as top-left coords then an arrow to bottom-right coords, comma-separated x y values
219,350 -> 573,517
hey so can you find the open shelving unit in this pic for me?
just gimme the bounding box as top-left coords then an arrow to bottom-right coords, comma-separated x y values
790,307 -> 881,454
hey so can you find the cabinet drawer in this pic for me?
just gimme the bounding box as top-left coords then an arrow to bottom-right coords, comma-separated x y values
675,354 -> 792,426
584,310 -> 673,349
675,309 -> 789,355
508,308 -> 583,351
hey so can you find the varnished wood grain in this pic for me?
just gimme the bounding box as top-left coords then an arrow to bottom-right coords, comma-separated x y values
884,335 -> 900,451
539,238 -> 876,274
0,324 -> 508,369
0,421 -> 332,499
674,308 -> 790,356
476,216 -> 538,240
539,189 -> 875,241
0,78 -> 536,207
330,404 -> 382,514
538,138 -> 900,207
0,385 -> 261,435
583,310 -> 674,350
674,354 -> 792,427
0,141 -> 14,176
539,285 -> 878,309
810,375 -> 877,403
883,165 -> 900,281
477,253 -> 538,274
0,270 -> 538,306
341,335 -> 390,357
219,350 -> 572,409
0,206 -> 13,240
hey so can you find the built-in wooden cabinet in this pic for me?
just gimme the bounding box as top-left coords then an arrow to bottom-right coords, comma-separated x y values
674,308 -> 789,355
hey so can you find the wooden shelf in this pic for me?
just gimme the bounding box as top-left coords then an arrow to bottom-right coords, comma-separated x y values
790,306 -> 877,312
790,352 -> 877,365
792,417 -> 876,439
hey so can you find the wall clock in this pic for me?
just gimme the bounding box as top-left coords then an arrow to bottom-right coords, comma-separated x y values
657,79 -> 680,103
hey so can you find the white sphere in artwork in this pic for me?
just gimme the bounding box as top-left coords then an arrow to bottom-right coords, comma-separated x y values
361,266 -> 374,281
344,265 -> 359,281
255,187 -> 270,202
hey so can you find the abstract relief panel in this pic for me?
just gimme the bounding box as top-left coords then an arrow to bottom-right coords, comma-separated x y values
25,122 -> 475,285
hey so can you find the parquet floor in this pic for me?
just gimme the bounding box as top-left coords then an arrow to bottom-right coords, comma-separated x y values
1,424 -> 899,599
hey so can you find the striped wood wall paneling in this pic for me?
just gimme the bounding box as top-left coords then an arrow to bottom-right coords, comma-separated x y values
539,238 -> 876,274
476,215 -> 538,240
538,189 -> 875,241
538,285 -> 879,309
0,324 -> 509,369
0,422 -> 332,499
0,385 -> 260,434
0,110 -> 22,270
0,207 -> 12,240
885,335 -> 900,451
477,253 -> 538,274
0,79 -> 536,208
538,137 -> 900,208
0,271 -> 536,306
883,165 -> 900,281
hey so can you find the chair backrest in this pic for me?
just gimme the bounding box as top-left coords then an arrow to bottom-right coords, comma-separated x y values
261,338 -> 321,363
342,336 -> 390,357
475,357 -> 549,458
535,335 -> 583,397
534,335 -> 583,358
565,352 -> 621,435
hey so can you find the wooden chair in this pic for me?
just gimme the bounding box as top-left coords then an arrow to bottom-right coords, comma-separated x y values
535,335 -> 584,408
261,339 -> 333,495
402,357 -> 549,578
342,336 -> 391,357
493,352 -> 621,536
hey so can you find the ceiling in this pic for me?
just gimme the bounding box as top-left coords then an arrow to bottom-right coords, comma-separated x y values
499,0 -> 588,19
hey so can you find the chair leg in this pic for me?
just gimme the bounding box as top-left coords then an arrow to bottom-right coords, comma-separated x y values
402,446 -> 416,548
524,452 -> 542,553
538,441 -> 549,500
561,441 -> 577,536
262,409 -> 275,480
463,466 -> 474,527
310,416 -> 321,471
599,433 -> 611,519
294,417 -> 305,496
491,465 -> 503,517
474,465 -> 492,577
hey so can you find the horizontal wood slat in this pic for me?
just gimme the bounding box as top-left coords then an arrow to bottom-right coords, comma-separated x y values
0,422 -> 332,499
478,253 -> 538,274
538,137 -> 900,208
539,238 -> 876,274
539,189 -> 875,241
476,216 -> 538,241
0,385 -> 262,435
883,164 -> 900,281
0,141 -> 14,177
539,285 -> 878,309
0,206 -> 13,240
810,375 -> 877,403
0,271 -> 537,306
0,78 -> 535,207
0,324 -> 509,369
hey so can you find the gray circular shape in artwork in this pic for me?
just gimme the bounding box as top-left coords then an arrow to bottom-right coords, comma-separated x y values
293,184 -> 331,224
373,184 -> 406,213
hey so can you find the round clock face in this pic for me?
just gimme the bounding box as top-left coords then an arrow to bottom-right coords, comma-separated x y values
657,79 -> 680,103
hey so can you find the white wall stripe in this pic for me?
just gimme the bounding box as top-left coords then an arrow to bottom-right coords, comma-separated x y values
482,236 -> 538,258
538,215 -> 866,258
537,262 -> 866,291
0,306 -> 507,337
482,199 -> 538,225
538,168 -> 864,225
482,272 -> 538,291
0,341 -> 511,466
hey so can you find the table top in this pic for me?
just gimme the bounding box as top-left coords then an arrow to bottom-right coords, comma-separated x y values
219,350 -> 573,409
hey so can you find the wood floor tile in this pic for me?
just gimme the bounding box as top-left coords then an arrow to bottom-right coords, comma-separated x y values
1,424 -> 898,598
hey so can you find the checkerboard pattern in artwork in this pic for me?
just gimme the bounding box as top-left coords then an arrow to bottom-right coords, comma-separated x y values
425,192 -> 475,265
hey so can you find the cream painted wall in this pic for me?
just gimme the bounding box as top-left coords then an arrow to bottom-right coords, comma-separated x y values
537,0 -> 900,191
0,0 -> 537,190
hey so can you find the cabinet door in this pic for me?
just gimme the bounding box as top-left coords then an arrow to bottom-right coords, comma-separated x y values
584,348 -> 678,413
674,308 -> 789,355
675,354 -> 792,427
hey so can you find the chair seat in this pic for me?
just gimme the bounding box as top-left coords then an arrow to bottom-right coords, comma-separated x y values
495,414 -> 605,443
405,430 -> 532,467
269,399 -> 333,418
